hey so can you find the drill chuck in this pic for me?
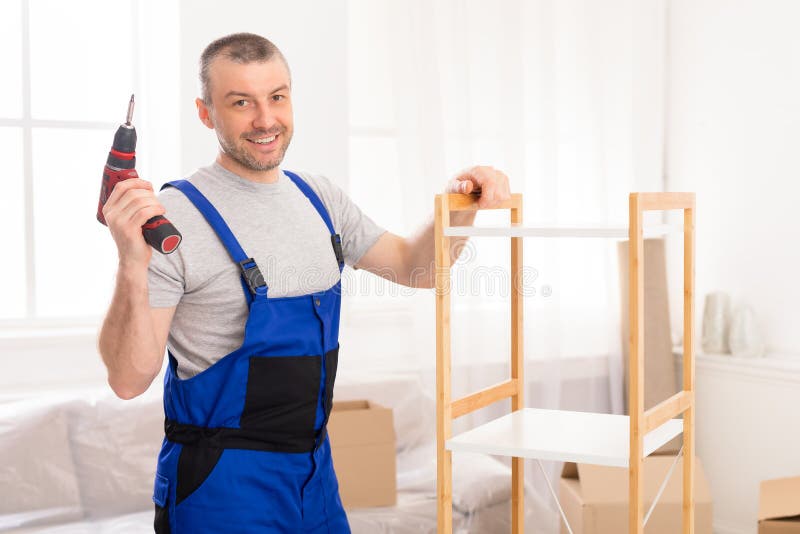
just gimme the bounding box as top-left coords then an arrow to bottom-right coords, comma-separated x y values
112,123 -> 137,155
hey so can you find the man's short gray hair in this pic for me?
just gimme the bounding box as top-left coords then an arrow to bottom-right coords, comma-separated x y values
199,32 -> 289,105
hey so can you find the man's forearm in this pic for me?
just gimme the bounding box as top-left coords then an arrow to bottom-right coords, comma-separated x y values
358,167 -> 509,287
98,265 -> 162,399
405,209 -> 477,288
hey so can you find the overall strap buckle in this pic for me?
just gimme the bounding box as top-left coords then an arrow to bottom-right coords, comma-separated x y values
331,234 -> 344,266
238,257 -> 267,295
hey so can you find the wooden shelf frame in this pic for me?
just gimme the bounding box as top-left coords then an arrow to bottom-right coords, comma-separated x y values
629,192 -> 696,534
434,192 -> 696,534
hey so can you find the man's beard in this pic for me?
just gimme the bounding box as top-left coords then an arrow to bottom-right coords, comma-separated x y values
218,127 -> 292,172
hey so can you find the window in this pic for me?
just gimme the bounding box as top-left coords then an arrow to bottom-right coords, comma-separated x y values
1,0 -> 178,325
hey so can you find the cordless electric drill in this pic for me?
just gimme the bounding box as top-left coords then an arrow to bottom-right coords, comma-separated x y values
96,95 -> 182,254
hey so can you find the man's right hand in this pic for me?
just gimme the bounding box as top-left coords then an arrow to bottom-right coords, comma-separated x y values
101,178 -> 167,269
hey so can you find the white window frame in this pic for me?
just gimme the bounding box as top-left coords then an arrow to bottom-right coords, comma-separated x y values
0,0 -> 141,329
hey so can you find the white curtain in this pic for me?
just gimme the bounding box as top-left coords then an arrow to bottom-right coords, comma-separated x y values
342,1 -> 666,530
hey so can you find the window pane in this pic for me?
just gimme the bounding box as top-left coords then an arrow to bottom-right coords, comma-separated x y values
29,0 -> 134,122
32,128 -> 118,317
0,1 -> 23,118
0,127 -> 27,318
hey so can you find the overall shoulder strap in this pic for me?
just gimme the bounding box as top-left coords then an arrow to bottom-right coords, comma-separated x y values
283,171 -> 336,233
162,180 -> 267,297
283,171 -> 344,268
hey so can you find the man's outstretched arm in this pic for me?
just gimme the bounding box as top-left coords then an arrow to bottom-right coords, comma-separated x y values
355,166 -> 511,288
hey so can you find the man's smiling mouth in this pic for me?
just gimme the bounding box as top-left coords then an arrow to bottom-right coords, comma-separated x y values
249,135 -> 277,144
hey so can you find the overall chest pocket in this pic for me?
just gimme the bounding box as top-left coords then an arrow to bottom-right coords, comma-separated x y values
240,355 -> 321,439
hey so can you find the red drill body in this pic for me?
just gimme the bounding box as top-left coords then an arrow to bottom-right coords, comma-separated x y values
97,95 -> 182,254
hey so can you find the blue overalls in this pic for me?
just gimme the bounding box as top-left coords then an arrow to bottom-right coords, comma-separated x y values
152,171 -> 351,533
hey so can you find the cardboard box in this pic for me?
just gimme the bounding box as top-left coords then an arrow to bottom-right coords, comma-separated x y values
559,455 -> 713,533
618,238 -> 681,454
327,400 -> 397,509
758,475 -> 800,533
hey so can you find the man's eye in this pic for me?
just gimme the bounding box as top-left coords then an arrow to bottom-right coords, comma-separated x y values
272,95 -> 285,102
234,100 -> 247,107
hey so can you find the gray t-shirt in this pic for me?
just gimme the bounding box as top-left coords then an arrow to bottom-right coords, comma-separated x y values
148,162 -> 385,378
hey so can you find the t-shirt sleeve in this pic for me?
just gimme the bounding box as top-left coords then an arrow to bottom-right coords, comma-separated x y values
299,171 -> 386,267
148,251 -> 184,307
147,189 -> 187,307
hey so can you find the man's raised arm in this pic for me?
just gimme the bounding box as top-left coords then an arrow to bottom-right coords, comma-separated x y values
97,178 -> 174,399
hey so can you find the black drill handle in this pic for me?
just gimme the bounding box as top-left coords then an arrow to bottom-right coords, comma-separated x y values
143,215 -> 182,254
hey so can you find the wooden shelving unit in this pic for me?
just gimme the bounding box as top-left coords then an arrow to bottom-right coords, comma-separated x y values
434,192 -> 696,534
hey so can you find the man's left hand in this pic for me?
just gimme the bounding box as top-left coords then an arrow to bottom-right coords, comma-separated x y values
446,166 -> 511,209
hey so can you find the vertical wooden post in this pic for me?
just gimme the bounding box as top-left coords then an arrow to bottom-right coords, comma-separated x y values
683,203 -> 696,533
435,195 -> 453,534
510,201 -> 525,533
629,193 -> 644,534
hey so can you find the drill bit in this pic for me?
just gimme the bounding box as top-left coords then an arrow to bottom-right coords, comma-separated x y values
125,94 -> 135,126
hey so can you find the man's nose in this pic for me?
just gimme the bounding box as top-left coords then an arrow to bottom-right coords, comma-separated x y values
252,102 -> 276,130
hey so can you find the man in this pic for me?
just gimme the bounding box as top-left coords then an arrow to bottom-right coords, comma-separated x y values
98,32 -> 509,533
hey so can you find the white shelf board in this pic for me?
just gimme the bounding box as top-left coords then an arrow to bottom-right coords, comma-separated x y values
444,223 -> 681,239
446,408 -> 683,468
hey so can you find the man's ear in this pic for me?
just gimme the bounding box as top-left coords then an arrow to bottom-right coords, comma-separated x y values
196,98 -> 214,129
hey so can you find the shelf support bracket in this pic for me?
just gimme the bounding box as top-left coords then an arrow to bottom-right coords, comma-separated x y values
536,459 -> 575,534
643,445 -> 685,526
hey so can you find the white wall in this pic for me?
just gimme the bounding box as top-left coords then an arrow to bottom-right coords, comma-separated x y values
177,0 -> 348,184
666,0 -> 800,357
667,2 -> 800,532
687,355 -> 800,534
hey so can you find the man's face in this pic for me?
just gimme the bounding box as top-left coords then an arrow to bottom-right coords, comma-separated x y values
200,57 -> 293,174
